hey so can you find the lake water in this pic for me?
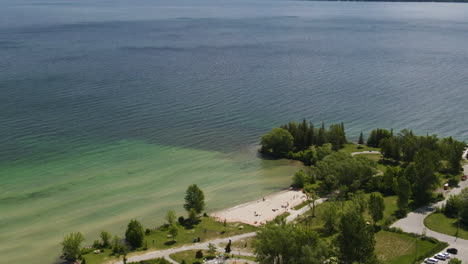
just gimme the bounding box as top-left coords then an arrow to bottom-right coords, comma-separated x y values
1,0 -> 468,263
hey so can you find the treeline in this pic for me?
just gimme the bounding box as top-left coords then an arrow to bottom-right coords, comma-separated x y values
260,120 -> 346,165
367,128 -> 465,174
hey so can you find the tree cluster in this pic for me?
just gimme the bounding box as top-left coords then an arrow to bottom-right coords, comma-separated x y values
260,120 -> 347,164
368,129 -> 464,174
312,152 -> 378,196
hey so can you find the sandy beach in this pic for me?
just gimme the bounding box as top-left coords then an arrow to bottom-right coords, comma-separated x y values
210,189 -> 307,226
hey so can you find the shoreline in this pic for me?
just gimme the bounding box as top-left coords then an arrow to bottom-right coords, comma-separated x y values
210,189 -> 307,226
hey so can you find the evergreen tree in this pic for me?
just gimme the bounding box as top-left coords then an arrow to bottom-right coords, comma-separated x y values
358,132 -> 364,145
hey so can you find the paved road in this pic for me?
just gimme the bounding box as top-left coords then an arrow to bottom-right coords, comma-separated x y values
392,152 -> 468,263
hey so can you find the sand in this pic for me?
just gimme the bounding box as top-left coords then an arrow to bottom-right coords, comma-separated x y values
210,189 -> 307,226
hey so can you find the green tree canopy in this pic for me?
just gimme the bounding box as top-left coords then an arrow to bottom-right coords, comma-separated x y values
368,192 -> 385,224
337,209 -> 377,264
253,222 -> 329,264
184,184 -> 205,214
260,127 -> 294,156
125,219 -> 144,248
61,232 -> 85,260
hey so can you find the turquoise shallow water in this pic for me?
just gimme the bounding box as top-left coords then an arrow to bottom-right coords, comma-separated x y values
1,0 -> 468,263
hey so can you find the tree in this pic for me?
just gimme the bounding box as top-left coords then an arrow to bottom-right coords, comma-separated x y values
188,208 -> 198,224
459,188 -> 468,226
304,185 -> 319,217
208,243 -> 217,256
112,235 -> 125,255
225,239 -> 232,253
350,191 -> 368,214
444,195 -> 461,218
321,202 -> 340,234
260,128 -> 294,156
165,210 -> 176,226
253,222 -> 329,264
61,232 -> 85,260
168,224 -> 178,242
412,148 -> 440,205
336,209 -> 377,264
100,231 -> 111,248
125,219 -> 144,248
368,192 -> 385,225
448,258 -> 462,264
184,184 -> 205,214
395,176 -> 411,217
358,132 -> 364,145
292,170 -> 308,188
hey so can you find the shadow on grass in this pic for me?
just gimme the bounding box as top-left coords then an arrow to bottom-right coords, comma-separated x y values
164,241 -> 176,246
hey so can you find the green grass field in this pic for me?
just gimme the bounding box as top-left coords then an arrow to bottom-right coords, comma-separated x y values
425,212 -> 468,240
376,231 -> 445,264
82,217 -> 257,264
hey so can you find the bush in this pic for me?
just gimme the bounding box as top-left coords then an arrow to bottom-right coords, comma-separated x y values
178,216 -> 185,226
145,229 -> 152,236
93,239 -> 101,249
195,250 -> 203,259
383,216 -> 397,227
444,195 -> 461,218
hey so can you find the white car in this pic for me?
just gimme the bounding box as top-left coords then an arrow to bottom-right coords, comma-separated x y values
425,258 -> 439,264
434,253 -> 447,260
441,252 -> 451,259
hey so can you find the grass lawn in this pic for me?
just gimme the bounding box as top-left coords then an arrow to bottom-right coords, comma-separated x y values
169,249 -> 212,264
339,143 -> 380,155
376,231 -> 445,264
424,212 -> 468,240
83,217 -> 257,264
219,236 -> 255,254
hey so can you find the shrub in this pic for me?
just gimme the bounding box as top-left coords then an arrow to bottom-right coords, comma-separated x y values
178,216 -> 185,226
145,229 -> 152,236
195,250 -> 203,259
93,239 -> 101,249
444,195 -> 461,218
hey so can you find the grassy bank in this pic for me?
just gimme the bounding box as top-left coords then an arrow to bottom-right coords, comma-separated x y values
376,231 -> 446,264
82,217 -> 257,264
424,212 -> 468,240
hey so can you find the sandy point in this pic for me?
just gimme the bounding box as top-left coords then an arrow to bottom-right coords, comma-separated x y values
210,189 -> 307,226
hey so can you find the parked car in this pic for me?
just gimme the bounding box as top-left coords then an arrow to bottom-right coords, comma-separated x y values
434,253 -> 446,260
425,258 -> 439,264
462,175 -> 467,181
442,252 -> 451,259
444,183 -> 449,190
447,248 -> 458,254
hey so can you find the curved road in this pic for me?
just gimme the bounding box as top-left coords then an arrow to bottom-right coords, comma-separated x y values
392,150 -> 468,263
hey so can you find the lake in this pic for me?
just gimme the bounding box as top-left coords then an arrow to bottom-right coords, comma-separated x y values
1,0 -> 468,263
